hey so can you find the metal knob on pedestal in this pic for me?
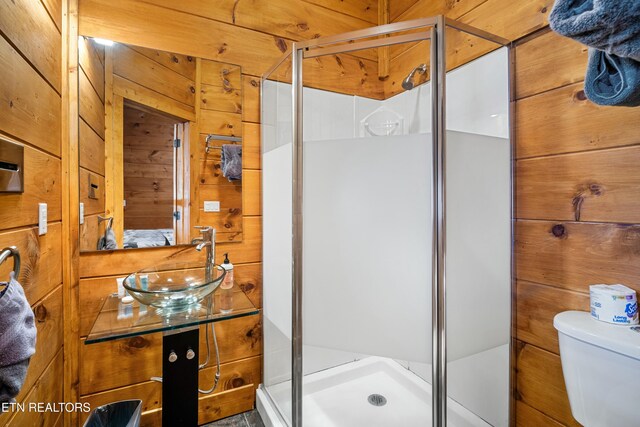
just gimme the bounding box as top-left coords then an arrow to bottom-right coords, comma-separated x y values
168,351 -> 178,363
186,349 -> 195,360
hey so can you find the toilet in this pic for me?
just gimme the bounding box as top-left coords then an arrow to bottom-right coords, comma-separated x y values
554,311 -> 640,427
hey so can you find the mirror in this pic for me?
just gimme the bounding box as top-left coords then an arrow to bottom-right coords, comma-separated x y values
77,37 -> 244,252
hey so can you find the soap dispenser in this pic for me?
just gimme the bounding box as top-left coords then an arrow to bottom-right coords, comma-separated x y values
219,253 -> 234,313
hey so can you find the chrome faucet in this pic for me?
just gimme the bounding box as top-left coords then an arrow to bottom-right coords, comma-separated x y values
192,226 -> 216,281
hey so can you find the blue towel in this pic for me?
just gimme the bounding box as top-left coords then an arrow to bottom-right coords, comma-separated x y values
0,273 -> 36,406
585,48 -> 640,106
549,0 -> 640,61
221,144 -> 242,182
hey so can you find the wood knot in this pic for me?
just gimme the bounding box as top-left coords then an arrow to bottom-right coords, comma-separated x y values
572,182 -> 604,220
620,225 -> 640,256
240,283 -> 255,292
540,6 -> 548,13
275,38 -> 287,53
190,86 -> 196,94
9,100 -> 14,108
250,79 -> 259,87
575,90 -> 587,101
297,22 -> 309,31
231,377 -> 245,388
33,304 -> 48,322
551,224 -> 567,239
218,43 -> 228,54
224,222 -> 232,229
171,55 -> 179,63
589,183 -> 603,196
126,336 -> 149,349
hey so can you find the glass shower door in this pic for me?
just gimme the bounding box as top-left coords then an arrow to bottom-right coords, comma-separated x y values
300,37 -> 434,427
444,27 -> 511,427
261,54 -> 294,425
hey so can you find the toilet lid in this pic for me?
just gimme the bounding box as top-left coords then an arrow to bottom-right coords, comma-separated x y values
554,311 -> 640,360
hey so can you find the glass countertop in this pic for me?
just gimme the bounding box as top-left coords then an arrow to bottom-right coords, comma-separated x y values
85,288 -> 259,344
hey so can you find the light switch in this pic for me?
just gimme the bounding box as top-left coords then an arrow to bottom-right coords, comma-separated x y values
38,203 -> 47,235
204,201 -> 220,212
79,202 -> 85,224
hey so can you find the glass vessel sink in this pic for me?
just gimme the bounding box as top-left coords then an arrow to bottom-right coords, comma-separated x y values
124,262 -> 226,310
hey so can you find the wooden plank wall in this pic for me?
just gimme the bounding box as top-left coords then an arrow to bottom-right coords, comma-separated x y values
197,61 -> 246,243
79,37 -> 106,251
514,29 -> 640,426
0,0 -> 65,426
122,104 -> 176,230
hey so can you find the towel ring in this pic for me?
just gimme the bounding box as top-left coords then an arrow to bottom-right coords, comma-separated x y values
0,246 -> 21,277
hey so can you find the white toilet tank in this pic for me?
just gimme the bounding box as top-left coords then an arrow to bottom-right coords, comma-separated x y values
554,311 -> 640,427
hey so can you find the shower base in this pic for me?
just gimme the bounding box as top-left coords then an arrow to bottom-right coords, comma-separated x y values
257,357 -> 490,427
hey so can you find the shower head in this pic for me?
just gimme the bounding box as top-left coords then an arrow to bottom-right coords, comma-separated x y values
401,63 -> 427,90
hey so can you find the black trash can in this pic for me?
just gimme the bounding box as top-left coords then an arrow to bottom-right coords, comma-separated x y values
83,400 -> 142,427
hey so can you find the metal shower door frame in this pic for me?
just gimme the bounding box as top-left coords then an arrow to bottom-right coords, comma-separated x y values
262,15 -> 512,427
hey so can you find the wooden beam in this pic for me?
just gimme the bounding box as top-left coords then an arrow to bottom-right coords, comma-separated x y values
0,224 -> 62,305
139,0 -> 376,61
515,341 -> 580,426
79,356 -> 260,425
112,76 -> 196,122
516,400 -> 564,427
79,217 -> 261,276
62,2 -> 80,423
0,0 -> 62,92
516,146 -> 640,223
516,82 -> 640,159
0,35 -> 62,157
515,220 -> 640,293
112,44 -> 196,107
79,314 -> 262,394
514,30 -> 587,100
516,280 -> 589,354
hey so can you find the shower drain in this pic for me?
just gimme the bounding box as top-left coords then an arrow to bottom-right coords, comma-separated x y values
368,394 -> 387,407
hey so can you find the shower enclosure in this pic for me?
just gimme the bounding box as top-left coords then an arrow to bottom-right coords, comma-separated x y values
260,17 -> 512,427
